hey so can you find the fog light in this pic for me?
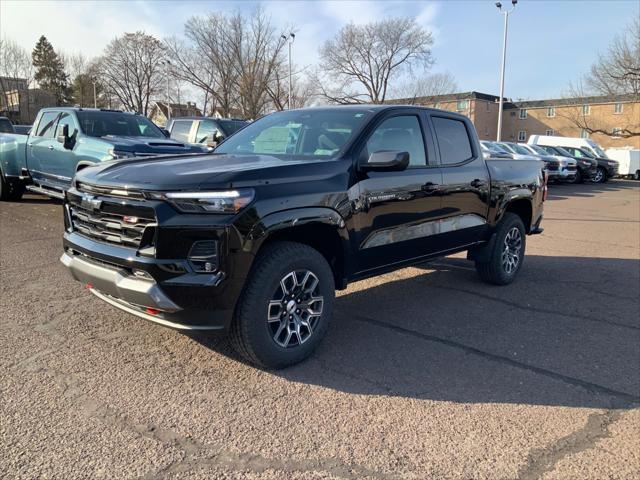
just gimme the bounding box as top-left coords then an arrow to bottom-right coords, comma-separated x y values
188,240 -> 219,273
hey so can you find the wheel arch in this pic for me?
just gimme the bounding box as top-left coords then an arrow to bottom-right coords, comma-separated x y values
246,208 -> 352,289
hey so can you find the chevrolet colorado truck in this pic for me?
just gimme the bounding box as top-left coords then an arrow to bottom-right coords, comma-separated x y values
0,108 -> 206,201
61,105 -> 546,368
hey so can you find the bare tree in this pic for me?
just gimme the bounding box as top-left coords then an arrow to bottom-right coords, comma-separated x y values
96,32 -> 165,115
267,66 -> 315,110
389,72 -> 458,103
167,9 -> 288,118
315,18 -> 433,104
562,18 -> 639,139
0,38 -> 34,118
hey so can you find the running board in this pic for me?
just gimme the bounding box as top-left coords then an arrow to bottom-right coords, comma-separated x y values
26,185 -> 65,200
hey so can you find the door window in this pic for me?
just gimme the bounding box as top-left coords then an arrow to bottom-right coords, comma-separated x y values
195,121 -> 220,144
432,116 -> 473,165
55,113 -> 78,138
364,115 -> 427,167
35,112 -> 59,138
170,120 -> 192,142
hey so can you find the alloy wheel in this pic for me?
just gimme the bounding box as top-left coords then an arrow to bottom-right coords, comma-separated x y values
501,227 -> 522,274
267,270 -> 324,348
594,168 -> 604,183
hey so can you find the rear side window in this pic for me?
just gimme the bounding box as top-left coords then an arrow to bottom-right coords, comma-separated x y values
35,112 -> 59,138
170,120 -> 192,142
195,121 -> 220,143
432,116 -> 473,165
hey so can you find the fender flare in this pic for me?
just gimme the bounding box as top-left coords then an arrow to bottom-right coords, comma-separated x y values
75,161 -> 96,172
243,207 -> 352,286
494,188 -> 534,226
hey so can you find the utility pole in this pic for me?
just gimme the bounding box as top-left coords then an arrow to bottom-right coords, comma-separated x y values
281,33 -> 295,109
93,81 -> 97,108
495,0 -> 517,141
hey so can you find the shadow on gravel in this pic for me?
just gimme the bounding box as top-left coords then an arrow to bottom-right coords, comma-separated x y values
547,178 -> 639,201
193,254 -> 640,409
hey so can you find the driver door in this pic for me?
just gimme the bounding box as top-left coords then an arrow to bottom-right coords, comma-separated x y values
352,111 -> 444,274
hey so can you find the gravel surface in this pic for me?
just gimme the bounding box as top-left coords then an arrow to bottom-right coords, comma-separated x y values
1,180 -> 639,479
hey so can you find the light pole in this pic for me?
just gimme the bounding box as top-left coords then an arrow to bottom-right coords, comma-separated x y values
495,0 -> 517,141
161,59 -> 172,122
281,33 -> 295,109
92,81 -> 97,108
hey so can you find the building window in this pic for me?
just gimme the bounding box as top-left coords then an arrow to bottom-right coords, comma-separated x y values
580,129 -> 589,139
547,107 -> 556,117
545,129 -> 554,136
518,130 -> 526,142
519,108 -> 527,119
456,99 -> 469,111
612,128 -> 622,138
486,102 -> 491,112
582,104 -> 590,116
614,103 -> 623,114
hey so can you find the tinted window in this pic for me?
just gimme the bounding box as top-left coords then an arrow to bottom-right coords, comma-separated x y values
365,115 -> 426,167
76,111 -> 164,138
216,109 -> 370,160
432,117 -> 473,164
195,120 -> 219,143
217,119 -> 247,136
170,120 -> 193,142
35,111 -> 59,137
0,118 -> 13,133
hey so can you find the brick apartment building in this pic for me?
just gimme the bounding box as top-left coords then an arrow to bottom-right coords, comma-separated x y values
390,91 -> 640,149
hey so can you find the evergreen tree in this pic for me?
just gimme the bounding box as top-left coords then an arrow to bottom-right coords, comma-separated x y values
32,35 -> 70,105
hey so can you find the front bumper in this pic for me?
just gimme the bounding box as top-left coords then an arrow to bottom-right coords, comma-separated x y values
62,231 -> 245,331
548,168 -> 577,182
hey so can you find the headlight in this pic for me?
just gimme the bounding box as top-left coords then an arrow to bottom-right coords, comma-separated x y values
580,160 -> 591,166
608,161 -> 617,166
150,189 -> 255,213
109,149 -> 136,159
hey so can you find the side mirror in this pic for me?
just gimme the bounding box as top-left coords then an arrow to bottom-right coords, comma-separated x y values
362,151 -> 410,172
206,131 -> 224,148
57,124 -> 69,144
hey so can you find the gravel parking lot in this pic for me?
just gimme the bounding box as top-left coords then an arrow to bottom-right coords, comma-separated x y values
1,180 -> 639,479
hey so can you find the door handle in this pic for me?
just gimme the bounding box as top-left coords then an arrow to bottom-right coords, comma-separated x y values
48,145 -> 54,150
470,179 -> 486,188
421,182 -> 440,193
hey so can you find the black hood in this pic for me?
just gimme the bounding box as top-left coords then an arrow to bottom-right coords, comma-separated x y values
100,135 -> 205,154
75,153 -> 348,191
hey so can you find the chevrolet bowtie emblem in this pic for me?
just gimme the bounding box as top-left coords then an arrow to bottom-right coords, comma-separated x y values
81,194 -> 102,211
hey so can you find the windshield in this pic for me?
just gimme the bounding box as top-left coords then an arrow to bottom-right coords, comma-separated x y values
553,146 -> 572,157
495,142 -> 516,153
215,109 -> 372,159
575,147 -> 595,158
529,144 -> 549,155
590,144 -> 608,158
77,111 -> 164,138
511,144 -> 533,155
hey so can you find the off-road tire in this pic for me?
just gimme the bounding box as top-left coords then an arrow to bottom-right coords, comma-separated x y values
571,169 -> 583,184
475,213 -> 526,285
229,241 -> 335,369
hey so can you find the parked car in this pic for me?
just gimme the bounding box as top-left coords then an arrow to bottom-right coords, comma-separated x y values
554,145 -> 618,183
0,116 -> 14,133
528,134 -> 609,159
480,141 -> 513,159
61,105 -> 546,368
606,148 -> 640,180
517,143 -> 577,183
167,117 -> 249,149
0,108 -> 207,201
536,145 -> 598,183
13,125 -> 32,135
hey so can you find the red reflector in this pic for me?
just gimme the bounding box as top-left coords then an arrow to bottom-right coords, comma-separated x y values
85,283 -> 93,289
145,307 -> 160,315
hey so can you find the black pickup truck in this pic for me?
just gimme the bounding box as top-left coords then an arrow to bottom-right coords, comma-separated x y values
61,105 -> 546,368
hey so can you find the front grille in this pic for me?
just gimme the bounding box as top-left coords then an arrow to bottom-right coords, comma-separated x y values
70,204 -> 155,248
68,185 -> 156,249
566,165 -> 577,171
546,162 -> 559,171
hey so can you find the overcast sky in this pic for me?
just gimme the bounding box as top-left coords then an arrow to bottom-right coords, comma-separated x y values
1,0 -> 637,100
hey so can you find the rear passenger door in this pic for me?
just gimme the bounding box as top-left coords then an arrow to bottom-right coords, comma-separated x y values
431,114 -> 491,248
27,110 -> 59,186
353,110 -> 444,274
